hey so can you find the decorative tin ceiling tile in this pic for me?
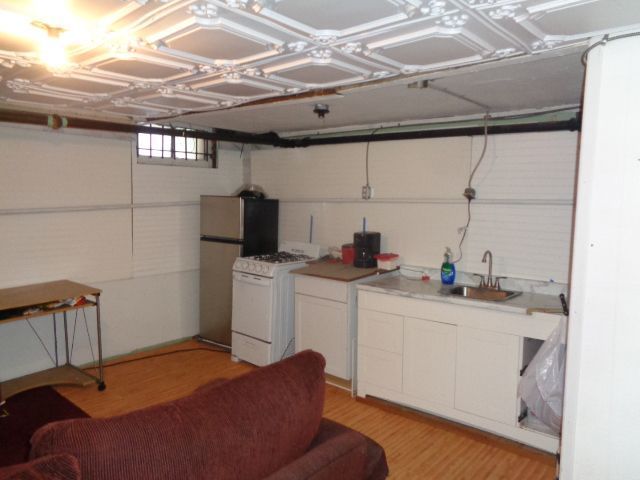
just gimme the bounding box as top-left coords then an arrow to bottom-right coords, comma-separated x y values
161,26 -> 280,66
89,52 -> 193,82
0,0 -> 638,123
195,75 -> 283,98
44,74 -> 129,94
0,34 -> 39,53
137,93 -> 220,110
514,0 -> 640,39
257,0 -> 405,31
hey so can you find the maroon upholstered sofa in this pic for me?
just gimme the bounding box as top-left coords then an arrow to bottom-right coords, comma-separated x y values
2,350 -> 387,480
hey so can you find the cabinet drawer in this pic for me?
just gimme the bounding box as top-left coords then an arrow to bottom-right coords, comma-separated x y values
358,346 -> 402,392
358,309 -> 403,354
295,275 -> 348,303
232,332 -> 271,367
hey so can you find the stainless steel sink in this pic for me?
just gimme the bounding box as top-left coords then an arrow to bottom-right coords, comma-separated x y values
443,285 -> 522,302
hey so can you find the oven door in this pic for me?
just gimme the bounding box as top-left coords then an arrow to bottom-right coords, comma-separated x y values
232,271 -> 273,342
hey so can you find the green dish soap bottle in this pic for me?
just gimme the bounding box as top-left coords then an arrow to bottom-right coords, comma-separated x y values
441,247 -> 456,285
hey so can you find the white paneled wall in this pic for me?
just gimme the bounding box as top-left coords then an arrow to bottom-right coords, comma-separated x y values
0,128 -> 131,210
252,131 -> 578,282
0,124 -> 244,381
0,210 -> 132,286
472,131 -> 577,201
133,149 -> 244,204
133,205 -> 200,276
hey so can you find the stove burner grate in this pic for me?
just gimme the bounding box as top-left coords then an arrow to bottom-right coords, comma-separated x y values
251,251 -> 313,264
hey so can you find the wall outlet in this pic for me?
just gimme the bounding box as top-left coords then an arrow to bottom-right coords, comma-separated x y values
362,185 -> 373,199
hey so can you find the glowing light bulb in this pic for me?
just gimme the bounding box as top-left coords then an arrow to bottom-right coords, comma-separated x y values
39,35 -> 68,69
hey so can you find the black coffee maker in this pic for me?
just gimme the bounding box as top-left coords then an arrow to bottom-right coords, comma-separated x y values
353,231 -> 381,268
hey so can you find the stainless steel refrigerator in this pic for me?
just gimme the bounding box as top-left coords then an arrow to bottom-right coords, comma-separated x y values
198,195 -> 278,347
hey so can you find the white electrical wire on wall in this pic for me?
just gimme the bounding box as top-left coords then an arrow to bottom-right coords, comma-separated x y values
452,113 -> 490,264
364,127 -> 381,195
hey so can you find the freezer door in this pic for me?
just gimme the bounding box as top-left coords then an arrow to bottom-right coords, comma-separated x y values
200,196 -> 243,239
199,240 -> 242,346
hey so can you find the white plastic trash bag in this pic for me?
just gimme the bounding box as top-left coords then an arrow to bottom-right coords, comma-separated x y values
518,316 -> 567,434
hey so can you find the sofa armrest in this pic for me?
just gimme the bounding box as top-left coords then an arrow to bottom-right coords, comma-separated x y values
0,454 -> 80,480
310,419 -> 389,480
264,429 -> 367,480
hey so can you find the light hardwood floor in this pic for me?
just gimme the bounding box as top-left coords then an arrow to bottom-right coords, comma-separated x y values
57,340 -> 555,479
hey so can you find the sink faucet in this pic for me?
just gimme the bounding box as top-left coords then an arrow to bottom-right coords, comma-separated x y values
479,249 -> 501,290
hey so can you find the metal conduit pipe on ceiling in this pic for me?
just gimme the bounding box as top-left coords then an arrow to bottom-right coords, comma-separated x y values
0,108 -> 581,150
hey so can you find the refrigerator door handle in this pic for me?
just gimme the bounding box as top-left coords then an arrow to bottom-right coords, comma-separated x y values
201,236 -> 244,245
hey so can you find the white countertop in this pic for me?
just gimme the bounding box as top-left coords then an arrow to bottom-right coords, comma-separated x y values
357,275 -> 563,316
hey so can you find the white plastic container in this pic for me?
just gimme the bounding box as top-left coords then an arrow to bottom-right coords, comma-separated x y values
375,253 -> 399,270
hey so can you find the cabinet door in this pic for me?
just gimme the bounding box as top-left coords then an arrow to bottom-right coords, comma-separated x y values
295,294 -> 349,378
403,316 -> 457,407
358,309 -> 403,354
358,346 -> 403,392
455,326 -> 520,425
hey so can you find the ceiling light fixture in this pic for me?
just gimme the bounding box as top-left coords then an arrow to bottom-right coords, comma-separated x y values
31,20 -> 68,70
313,103 -> 329,118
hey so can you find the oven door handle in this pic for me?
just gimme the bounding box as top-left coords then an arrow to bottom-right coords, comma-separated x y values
233,272 -> 272,286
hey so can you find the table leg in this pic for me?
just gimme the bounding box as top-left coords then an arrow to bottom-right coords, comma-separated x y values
63,311 -> 70,365
95,294 -> 106,390
53,313 -> 58,367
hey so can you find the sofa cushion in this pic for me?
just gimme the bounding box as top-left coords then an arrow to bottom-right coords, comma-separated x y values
30,350 -> 326,480
0,454 -> 80,480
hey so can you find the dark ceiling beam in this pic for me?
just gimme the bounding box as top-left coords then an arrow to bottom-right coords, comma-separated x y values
0,107 -> 580,150
285,117 -> 581,147
0,108 -> 281,145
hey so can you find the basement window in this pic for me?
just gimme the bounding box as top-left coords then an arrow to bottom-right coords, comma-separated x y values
136,124 -> 217,168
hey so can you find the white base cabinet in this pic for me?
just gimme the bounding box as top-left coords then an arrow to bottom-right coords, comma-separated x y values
403,316 -> 456,407
454,326 -> 520,425
295,293 -> 349,378
357,289 -> 561,453
295,273 -> 384,381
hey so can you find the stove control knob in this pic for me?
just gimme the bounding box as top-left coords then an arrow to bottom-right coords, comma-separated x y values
248,263 -> 255,272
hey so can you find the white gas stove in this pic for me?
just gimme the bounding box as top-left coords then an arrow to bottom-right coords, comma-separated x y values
232,248 -> 318,278
231,242 -> 321,366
